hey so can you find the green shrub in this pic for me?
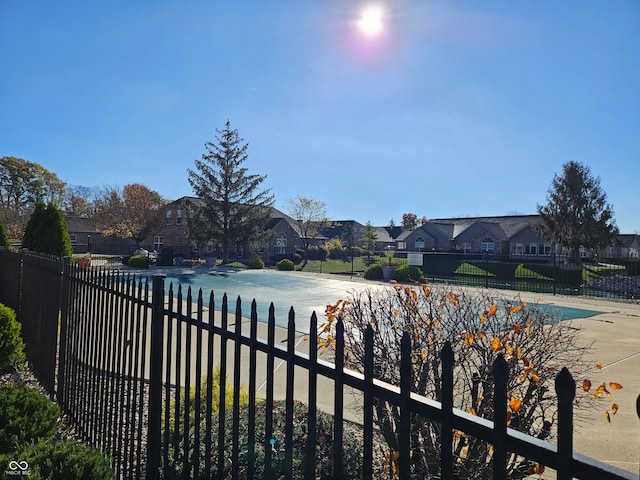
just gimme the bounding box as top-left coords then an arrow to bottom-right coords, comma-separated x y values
391,264 -> 423,282
0,439 -> 115,480
276,259 -> 295,271
164,367 -> 248,443
364,263 -> 383,280
0,304 -> 26,373
247,257 -> 265,269
0,383 -> 60,453
166,400 -> 363,479
127,254 -> 149,268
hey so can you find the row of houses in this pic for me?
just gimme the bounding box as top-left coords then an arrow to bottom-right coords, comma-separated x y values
65,196 -> 640,261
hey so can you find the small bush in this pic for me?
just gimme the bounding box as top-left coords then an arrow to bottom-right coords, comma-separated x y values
127,254 -> 149,268
247,256 -> 265,269
0,439 -> 115,480
364,263 -> 383,280
391,264 -> 423,282
276,259 -> 295,271
0,304 -> 26,373
0,383 -> 60,453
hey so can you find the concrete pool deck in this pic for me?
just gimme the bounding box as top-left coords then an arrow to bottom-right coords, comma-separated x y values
148,266 -> 639,475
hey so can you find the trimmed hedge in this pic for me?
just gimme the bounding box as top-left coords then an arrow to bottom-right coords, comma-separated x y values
276,259 -> 295,271
364,263 -> 383,280
0,304 -> 26,373
391,264 -> 423,282
0,383 -> 60,453
0,440 -> 115,480
247,256 -> 265,269
127,254 -> 150,268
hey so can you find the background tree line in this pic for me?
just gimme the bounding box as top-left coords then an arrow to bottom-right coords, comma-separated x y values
2,125 -> 620,264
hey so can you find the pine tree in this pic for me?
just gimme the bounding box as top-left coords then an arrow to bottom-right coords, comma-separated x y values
22,201 -> 72,257
537,161 -> 617,262
185,121 -> 274,264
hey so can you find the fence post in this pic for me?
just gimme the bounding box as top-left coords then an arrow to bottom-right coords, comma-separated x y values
555,367 -> 576,480
146,275 -> 166,480
56,259 -> 71,408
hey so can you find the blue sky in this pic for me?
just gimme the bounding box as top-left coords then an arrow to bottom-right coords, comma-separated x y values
2,1 -> 639,232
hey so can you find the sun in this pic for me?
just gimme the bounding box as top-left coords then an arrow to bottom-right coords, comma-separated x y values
357,6 -> 384,37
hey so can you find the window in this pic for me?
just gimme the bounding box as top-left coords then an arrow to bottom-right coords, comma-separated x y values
480,237 -> 494,253
166,210 -> 172,225
540,243 -> 551,255
154,236 -> 163,251
524,243 -> 538,255
512,243 -> 523,255
414,237 -> 425,251
176,209 -> 182,226
70,234 -> 77,244
275,235 -> 286,254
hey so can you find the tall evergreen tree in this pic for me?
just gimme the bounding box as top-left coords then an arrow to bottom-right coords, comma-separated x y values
537,161 -> 617,262
185,121 -> 274,264
22,201 -> 72,257
361,221 -> 378,257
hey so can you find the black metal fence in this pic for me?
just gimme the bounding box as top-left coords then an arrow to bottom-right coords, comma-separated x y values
0,250 -> 638,479
415,252 -> 640,300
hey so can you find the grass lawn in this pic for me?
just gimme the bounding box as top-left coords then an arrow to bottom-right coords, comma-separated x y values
515,264 -> 553,281
296,258 -> 368,274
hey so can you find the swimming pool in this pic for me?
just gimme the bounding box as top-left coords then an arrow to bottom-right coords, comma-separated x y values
142,268 -> 603,332
150,268 -> 385,331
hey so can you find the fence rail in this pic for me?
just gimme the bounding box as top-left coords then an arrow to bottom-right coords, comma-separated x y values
0,250 -> 638,479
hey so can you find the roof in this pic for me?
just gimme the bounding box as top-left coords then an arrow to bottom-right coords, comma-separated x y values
64,215 -> 99,234
427,215 -> 541,241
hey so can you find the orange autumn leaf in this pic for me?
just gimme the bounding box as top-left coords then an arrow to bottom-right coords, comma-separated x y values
593,383 -> 609,398
528,464 -> 545,475
611,403 -> 619,415
509,305 -> 522,315
464,333 -> 474,346
480,314 -> 486,324
595,364 -> 602,370
491,337 -> 502,352
609,382 -> 623,390
513,323 -> 521,334
509,397 -> 522,413
582,379 -> 592,392
488,305 -> 498,316
467,408 -> 477,416
422,285 -> 431,297
604,411 -> 611,423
